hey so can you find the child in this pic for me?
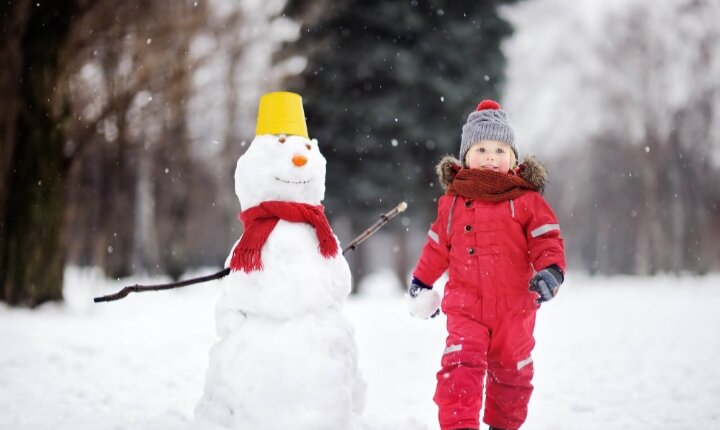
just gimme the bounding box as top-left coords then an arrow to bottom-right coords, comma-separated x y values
407,100 -> 565,430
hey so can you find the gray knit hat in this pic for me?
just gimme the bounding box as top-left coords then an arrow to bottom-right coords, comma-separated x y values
460,99 -> 516,167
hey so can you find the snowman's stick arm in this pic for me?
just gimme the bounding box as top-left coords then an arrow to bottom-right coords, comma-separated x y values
94,202 -> 407,302
93,268 -> 231,303
342,201 -> 408,254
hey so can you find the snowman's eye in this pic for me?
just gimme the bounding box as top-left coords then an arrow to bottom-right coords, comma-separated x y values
305,143 -> 311,150
278,136 -> 286,143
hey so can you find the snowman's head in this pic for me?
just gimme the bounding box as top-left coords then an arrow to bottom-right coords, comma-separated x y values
234,134 -> 327,209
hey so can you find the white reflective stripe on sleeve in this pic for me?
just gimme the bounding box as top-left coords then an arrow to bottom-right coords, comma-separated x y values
509,199 -> 515,218
517,356 -> 533,370
443,344 -> 462,355
428,229 -> 439,244
531,223 -> 560,238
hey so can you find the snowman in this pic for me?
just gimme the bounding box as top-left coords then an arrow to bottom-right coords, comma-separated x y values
194,92 -> 366,430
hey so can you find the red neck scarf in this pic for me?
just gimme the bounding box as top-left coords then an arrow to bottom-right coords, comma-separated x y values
447,168 -> 536,202
230,201 -> 339,273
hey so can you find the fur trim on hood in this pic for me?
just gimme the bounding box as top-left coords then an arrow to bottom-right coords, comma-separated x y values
436,155 -> 548,193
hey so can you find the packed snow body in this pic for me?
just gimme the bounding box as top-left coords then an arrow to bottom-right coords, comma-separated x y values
194,134 -> 366,430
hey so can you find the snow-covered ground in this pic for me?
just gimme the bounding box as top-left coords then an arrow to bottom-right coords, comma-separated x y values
1,268 -> 719,430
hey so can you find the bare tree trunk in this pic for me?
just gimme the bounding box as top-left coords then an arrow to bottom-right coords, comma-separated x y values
216,42 -> 248,256
348,241 -> 367,295
1,1 -> 76,306
666,123 -> 687,273
688,156 -> 713,274
393,229 -> 410,291
689,99 -> 716,274
635,154 -> 655,276
132,151 -> 160,273
594,217 -> 611,274
155,30 -> 194,281
0,1 -> 30,253
101,105 -> 137,279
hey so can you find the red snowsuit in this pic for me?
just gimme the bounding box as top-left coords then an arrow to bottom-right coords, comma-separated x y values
413,191 -> 565,430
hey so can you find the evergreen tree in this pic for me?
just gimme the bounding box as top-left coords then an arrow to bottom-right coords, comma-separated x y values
281,0 -> 520,227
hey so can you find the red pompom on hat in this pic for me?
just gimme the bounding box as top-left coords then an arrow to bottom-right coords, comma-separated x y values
476,99 -> 501,111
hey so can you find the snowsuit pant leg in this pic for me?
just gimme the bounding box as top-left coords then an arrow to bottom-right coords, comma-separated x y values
483,304 -> 537,429
434,310 -> 490,430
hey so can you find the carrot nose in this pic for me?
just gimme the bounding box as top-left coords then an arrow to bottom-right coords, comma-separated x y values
292,155 -> 308,167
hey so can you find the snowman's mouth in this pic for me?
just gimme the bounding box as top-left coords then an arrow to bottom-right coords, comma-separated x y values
274,176 -> 313,185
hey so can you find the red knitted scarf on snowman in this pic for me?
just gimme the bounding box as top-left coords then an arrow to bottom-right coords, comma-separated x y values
229,201 -> 338,273
447,168 -> 536,202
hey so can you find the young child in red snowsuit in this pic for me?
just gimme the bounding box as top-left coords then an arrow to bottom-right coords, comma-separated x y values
407,100 -> 565,430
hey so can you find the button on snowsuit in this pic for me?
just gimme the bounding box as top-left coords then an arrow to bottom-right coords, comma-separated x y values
413,161 -> 565,430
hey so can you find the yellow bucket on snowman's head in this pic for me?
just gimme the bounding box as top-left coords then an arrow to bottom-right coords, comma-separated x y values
255,91 -> 309,139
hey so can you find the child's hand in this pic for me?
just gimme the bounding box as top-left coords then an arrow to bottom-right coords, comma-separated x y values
529,266 -> 564,304
406,277 -> 441,319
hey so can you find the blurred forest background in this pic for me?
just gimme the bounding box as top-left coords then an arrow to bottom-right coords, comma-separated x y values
1,0 -> 719,307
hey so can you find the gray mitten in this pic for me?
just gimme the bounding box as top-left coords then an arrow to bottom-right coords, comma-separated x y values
529,265 -> 564,304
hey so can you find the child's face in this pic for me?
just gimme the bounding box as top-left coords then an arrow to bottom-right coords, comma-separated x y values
464,140 -> 513,173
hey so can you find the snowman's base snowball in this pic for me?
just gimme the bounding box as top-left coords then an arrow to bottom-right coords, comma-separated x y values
195,313 -> 365,430
405,288 -> 441,319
